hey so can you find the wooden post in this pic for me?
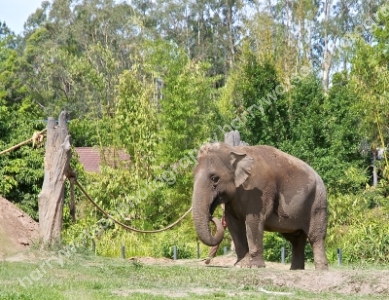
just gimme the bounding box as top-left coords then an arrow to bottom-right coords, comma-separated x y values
68,172 -> 76,223
337,248 -> 342,266
92,239 -> 96,255
372,150 -> 378,187
38,111 -> 71,246
281,247 -> 285,264
121,245 -> 126,259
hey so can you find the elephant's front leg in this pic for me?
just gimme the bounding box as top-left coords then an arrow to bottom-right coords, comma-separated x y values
241,214 -> 266,268
225,212 -> 249,265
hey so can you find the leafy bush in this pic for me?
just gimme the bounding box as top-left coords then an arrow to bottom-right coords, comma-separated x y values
327,189 -> 389,264
263,232 -> 314,263
160,242 -> 193,259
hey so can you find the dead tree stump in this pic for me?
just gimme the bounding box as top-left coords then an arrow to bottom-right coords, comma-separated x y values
224,130 -> 248,146
38,111 -> 71,246
224,130 -> 240,146
224,130 -> 247,253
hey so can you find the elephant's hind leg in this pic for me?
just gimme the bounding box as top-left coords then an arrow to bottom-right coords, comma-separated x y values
309,237 -> 328,270
282,231 -> 307,270
308,202 -> 328,270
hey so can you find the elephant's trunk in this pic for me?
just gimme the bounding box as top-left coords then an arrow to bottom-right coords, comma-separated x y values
192,191 -> 225,246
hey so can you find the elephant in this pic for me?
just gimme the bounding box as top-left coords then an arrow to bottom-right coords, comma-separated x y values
192,142 -> 328,270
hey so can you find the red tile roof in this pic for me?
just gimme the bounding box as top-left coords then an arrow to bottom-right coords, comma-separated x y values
74,147 -> 130,173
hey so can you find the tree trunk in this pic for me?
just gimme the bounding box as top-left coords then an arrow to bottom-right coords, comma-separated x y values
322,0 -> 332,93
38,111 -> 71,246
225,0 -> 235,70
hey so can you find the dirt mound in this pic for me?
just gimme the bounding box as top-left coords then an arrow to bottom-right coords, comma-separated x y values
0,196 -> 39,259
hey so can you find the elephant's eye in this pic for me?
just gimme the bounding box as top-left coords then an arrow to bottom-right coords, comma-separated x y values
211,175 -> 219,184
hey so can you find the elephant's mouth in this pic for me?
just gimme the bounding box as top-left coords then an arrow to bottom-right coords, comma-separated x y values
210,194 -> 223,216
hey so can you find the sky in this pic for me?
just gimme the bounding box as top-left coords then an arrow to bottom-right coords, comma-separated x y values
0,0 -> 45,35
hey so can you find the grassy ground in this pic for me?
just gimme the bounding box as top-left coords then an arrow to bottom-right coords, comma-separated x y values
0,252 -> 388,300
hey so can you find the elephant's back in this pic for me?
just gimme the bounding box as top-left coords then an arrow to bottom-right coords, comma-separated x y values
245,145 -> 324,189
243,145 -> 309,169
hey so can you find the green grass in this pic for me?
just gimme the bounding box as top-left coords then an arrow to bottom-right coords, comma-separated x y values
0,253 -> 388,299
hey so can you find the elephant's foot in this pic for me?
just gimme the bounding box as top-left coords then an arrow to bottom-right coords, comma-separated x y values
290,259 -> 305,270
234,256 -> 245,268
235,255 -> 265,268
314,262 -> 328,270
290,264 -> 304,270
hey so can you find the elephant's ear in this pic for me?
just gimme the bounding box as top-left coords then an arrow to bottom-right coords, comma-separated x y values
230,152 -> 254,187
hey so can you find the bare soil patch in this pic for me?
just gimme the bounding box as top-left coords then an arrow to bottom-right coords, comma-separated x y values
0,196 -> 39,259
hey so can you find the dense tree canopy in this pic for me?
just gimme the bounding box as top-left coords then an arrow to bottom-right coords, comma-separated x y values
1,0 -> 389,262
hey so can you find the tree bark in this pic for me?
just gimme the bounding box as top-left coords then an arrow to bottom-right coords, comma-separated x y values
38,111 -> 71,246
224,130 -> 248,146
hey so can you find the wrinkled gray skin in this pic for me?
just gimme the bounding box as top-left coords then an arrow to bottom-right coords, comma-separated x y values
192,142 -> 328,270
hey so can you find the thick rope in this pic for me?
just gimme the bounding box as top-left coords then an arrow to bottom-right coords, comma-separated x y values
0,128 -> 47,156
74,179 -> 192,233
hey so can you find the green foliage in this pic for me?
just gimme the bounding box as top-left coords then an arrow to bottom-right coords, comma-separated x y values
160,241 -> 193,260
115,67 -> 157,179
284,74 -> 327,156
327,184 -> 389,264
263,232 -> 291,262
350,9 -> 389,182
262,232 -> 315,264
219,47 -> 367,194
0,104 -> 44,219
283,73 -> 367,194
221,45 -> 289,147
82,219 -> 202,259
3,0 -> 389,268
78,40 -> 220,239
68,118 -> 99,147
153,41 -> 220,162
0,20 -> 46,218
